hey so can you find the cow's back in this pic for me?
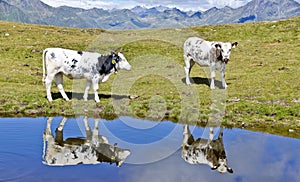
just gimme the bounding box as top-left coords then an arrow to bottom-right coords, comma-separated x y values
44,48 -> 82,71
45,48 -> 103,79
184,37 -> 212,66
182,138 -> 210,165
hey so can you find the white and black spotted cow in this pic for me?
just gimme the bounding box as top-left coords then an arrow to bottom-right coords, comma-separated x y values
42,48 -> 131,102
181,125 -> 233,173
183,37 -> 238,89
43,117 -> 131,167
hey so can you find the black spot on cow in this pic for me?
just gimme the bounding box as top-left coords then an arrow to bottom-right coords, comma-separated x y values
77,51 -> 83,56
216,49 -> 223,61
72,59 -> 78,63
98,53 -> 119,75
98,55 -> 113,75
50,52 -> 55,59
71,64 -> 76,69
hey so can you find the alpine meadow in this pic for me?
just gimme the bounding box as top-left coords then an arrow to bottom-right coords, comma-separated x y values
0,16 -> 299,138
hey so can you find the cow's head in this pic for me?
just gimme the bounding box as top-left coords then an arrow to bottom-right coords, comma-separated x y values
211,158 -> 233,173
111,52 -> 131,71
215,42 -> 238,63
115,149 -> 131,167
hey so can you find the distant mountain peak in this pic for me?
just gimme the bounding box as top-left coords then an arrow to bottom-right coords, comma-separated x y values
1,0 -> 300,30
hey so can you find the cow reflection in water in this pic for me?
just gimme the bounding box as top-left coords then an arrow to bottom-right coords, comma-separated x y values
43,117 -> 130,167
182,125 -> 233,173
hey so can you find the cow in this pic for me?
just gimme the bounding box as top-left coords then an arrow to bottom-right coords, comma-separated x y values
42,48 -> 131,102
183,37 -> 238,89
181,125 -> 233,173
43,117 -> 131,167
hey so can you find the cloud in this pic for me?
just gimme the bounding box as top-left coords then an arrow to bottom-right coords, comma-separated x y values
206,0 -> 251,8
41,0 -> 115,9
41,0 -> 252,11
40,0 -> 300,11
133,0 -> 253,10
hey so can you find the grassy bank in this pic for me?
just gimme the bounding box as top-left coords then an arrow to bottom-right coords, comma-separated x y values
0,17 -> 299,138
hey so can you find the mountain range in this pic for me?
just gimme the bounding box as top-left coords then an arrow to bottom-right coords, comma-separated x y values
0,0 -> 299,29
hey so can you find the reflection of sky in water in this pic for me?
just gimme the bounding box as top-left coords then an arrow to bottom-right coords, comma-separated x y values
0,117 -> 299,181
100,116 -> 177,144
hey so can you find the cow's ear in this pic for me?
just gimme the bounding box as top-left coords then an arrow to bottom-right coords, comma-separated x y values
227,167 -> 233,173
111,51 -> 116,56
232,42 -> 238,48
111,52 -> 117,60
215,44 -> 221,50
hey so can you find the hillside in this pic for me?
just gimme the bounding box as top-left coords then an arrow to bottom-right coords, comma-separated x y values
0,0 -> 299,29
0,16 -> 299,137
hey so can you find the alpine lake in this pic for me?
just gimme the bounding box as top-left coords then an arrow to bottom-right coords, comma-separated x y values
0,116 -> 299,182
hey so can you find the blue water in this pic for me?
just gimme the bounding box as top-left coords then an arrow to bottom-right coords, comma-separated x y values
0,117 -> 299,182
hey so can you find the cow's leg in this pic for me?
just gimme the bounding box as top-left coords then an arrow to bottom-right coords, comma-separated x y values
83,80 -> 91,101
92,78 -> 100,103
45,74 -> 56,102
55,73 -> 70,101
210,63 -> 216,90
221,66 -> 227,89
184,55 -> 195,85
101,73 -> 112,83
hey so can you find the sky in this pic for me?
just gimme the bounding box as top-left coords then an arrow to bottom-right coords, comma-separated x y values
40,0 -> 254,11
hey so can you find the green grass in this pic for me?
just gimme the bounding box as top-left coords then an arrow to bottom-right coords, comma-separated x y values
0,17 -> 299,138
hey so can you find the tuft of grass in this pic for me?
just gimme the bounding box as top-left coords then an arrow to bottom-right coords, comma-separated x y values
0,17 -> 299,138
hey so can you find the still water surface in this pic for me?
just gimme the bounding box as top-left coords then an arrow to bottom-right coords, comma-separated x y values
0,116 -> 299,182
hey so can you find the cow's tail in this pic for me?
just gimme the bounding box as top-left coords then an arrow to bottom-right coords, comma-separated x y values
42,49 -> 48,84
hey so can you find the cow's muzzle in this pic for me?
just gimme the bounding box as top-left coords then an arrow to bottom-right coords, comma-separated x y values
223,58 -> 229,64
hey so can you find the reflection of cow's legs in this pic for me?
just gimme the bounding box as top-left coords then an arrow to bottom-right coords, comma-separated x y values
55,73 -> 70,101
183,125 -> 195,146
44,117 -> 53,140
55,117 -> 68,146
218,126 -> 224,139
92,119 -> 99,146
83,80 -> 91,101
43,117 -> 54,160
184,55 -> 195,85
209,127 -> 214,142
43,118 -> 53,147
83,116 -> 92,141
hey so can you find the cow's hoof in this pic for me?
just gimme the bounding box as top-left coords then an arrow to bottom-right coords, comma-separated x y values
210,87 -> 215,90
